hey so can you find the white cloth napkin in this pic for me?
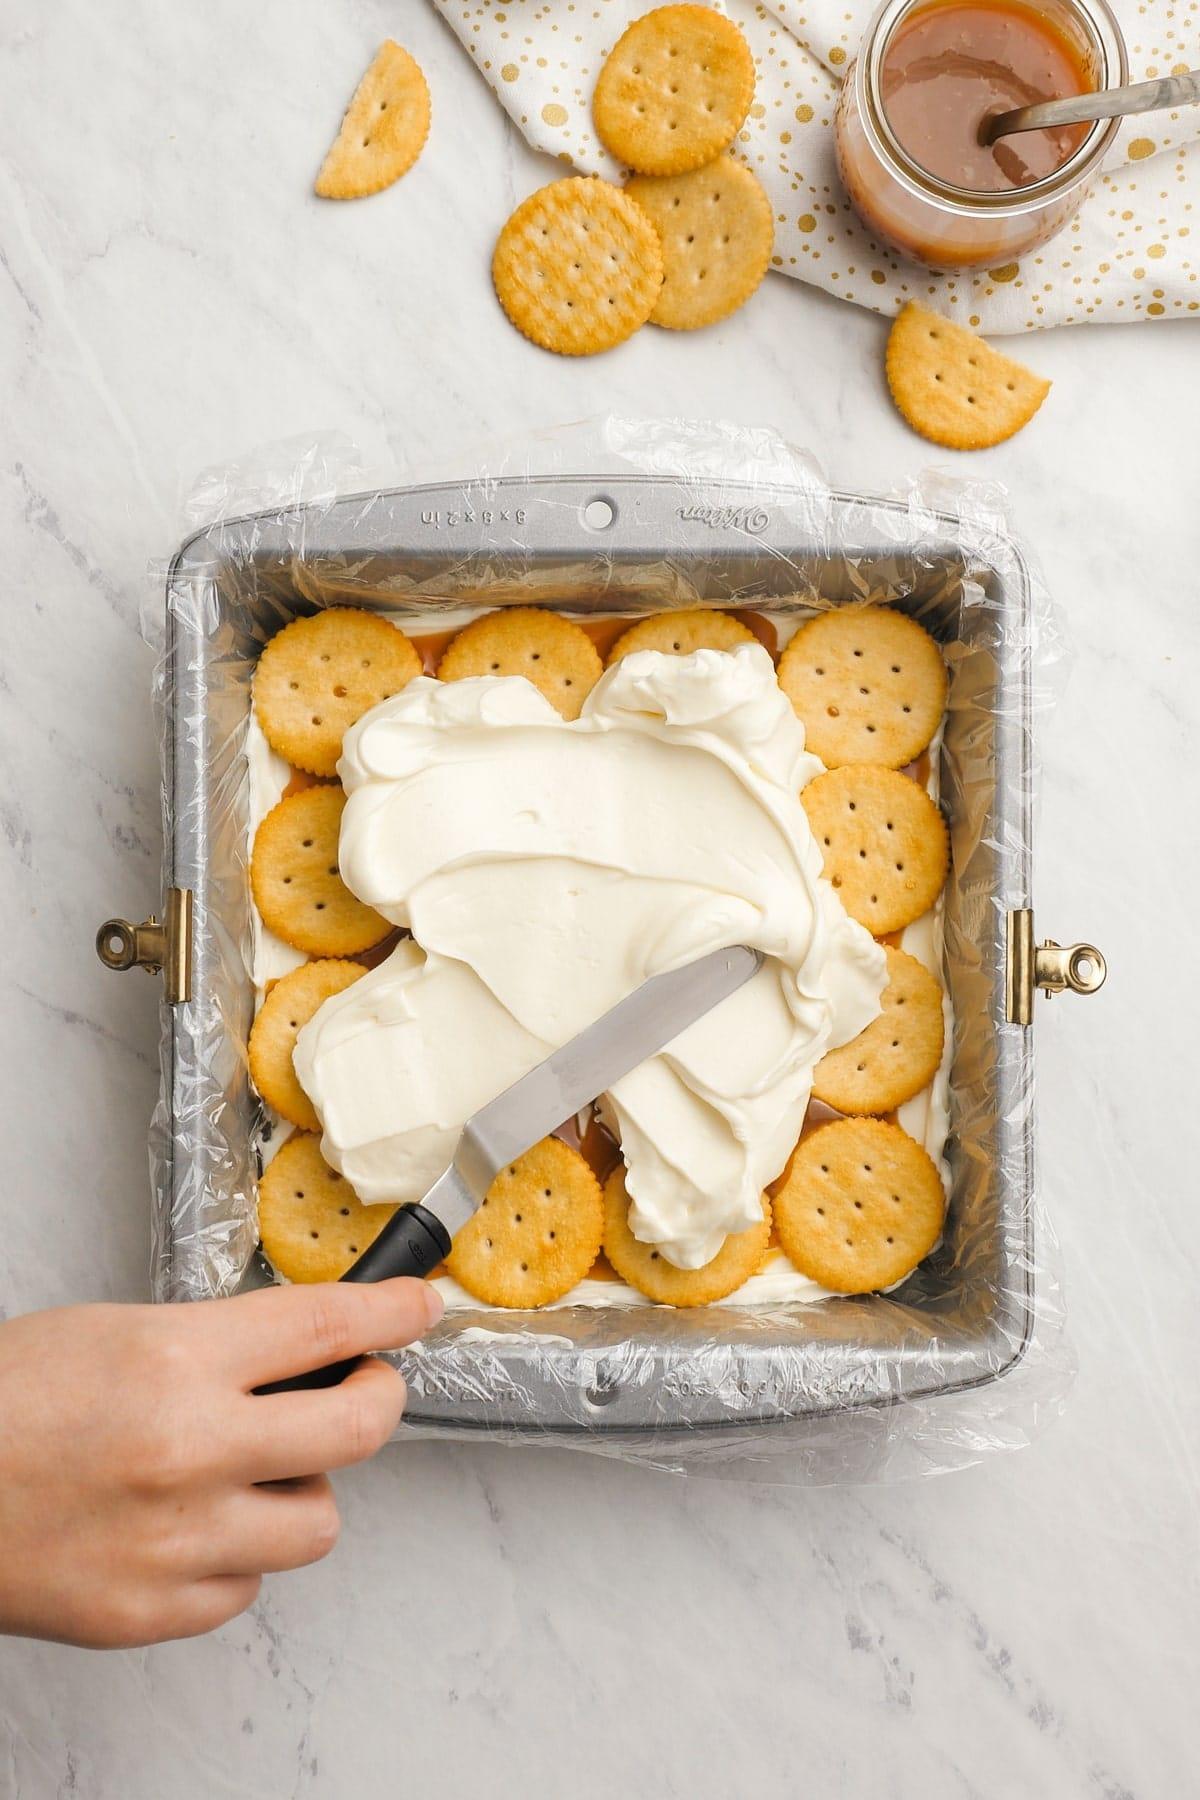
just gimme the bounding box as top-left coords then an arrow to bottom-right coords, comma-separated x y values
429,0 -> 1200,329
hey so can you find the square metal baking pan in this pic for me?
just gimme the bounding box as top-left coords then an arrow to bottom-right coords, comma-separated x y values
101,473 -> 1105,1445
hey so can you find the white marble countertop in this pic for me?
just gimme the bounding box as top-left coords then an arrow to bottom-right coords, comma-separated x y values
2,3 -> 1197,1795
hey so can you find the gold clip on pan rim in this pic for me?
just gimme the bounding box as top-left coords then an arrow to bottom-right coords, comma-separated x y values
1006,908 -> 1106,1026
96,888 -> 192,1005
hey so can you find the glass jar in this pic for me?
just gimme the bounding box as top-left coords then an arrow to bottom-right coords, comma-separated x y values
835,0 -> 1128,269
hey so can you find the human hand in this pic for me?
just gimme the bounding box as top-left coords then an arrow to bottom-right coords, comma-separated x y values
0,1277 -> 442,1648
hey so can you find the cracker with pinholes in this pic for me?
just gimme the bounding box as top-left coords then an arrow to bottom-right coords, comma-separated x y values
249,960 -> 365,1131
813,946 -> 944,1115
594,5 -> 756,176
315,41 -> 431,200
602,1166 -> 771,1306
778,606 -> 946,769
774,1118 -> 944,1293
251,786 -> 390,957
258,1134 -> 399,1283
626,159 -> 773,330
886,303 -> 1051,451
437,606 -> 603,720
606,606 -> 758,665
492,177 -> 664,357
802,765 -> 948,936
255,609 -> 421,778
445,1138 -> 603,1308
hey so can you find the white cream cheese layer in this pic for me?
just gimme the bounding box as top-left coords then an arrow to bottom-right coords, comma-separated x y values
896,900 -> 953,1194
293,645 -> 887,1269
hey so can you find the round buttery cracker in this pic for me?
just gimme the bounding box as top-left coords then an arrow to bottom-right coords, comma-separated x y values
255,609 -> 421,777
259,1134 -> 398,1283
437,606 -> 603,720
625,158 -> 773,330
803,765 -> 948,936
445,1138 -> 603,1308
778,606 -> 946,769
594,5 -> 755,176
886,303 -> 1051,452
492,177 -> 663,357
314,40 -> 431,201
251,785 -> 391,957
813,946 -> 944,1115
602,1166 -> 771,1306
606,607 -> 758,665
249,959 -> 366,1131
774,1118 -> 944,1293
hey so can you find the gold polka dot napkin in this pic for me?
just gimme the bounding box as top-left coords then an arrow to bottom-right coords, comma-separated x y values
430,0 -> 1200,328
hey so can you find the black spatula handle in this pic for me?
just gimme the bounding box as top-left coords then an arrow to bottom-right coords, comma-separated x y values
337,1201 -> 451,1285
253,1204 -> 451,1395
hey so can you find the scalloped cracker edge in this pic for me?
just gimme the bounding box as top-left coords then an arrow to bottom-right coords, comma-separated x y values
315,41 -> 430,200
886,303 -> 1050,450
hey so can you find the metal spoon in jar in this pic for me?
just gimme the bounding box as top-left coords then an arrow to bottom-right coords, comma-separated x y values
981,68 -> 1200,146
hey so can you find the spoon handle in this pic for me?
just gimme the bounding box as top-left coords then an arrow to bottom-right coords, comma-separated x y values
985,69 -> 1200,143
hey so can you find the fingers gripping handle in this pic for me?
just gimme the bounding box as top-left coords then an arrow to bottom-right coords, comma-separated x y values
253,1205 -> 451,1395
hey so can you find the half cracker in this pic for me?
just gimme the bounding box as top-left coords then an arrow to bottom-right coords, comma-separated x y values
885,303 -> 1050,451
315,41 -> 431,200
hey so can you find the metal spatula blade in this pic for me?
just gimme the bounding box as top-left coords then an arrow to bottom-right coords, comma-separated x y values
353,941 -> 765,1262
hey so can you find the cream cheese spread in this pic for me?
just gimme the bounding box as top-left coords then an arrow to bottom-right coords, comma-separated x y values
293,645 -> 888,1269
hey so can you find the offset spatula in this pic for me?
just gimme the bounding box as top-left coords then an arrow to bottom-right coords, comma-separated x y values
258,944 -> 764,1394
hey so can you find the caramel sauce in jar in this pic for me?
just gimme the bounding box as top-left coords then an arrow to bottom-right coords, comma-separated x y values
881,0 -> 1091,193
835,0 -> 1125,268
